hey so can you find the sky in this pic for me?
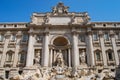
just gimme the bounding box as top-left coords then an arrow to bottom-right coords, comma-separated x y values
0,0 -> 120,22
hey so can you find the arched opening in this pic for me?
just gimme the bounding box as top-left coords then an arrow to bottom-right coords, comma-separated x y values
50,36 -> 71,67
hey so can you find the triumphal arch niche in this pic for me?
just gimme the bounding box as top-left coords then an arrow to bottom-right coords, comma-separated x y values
1,2 -> 118,80
51,36 -> 71,67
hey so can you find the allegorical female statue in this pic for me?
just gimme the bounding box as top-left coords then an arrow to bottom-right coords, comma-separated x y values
34,50 -> 41,66
79,50 -> 86,65
55,50 -> 65,67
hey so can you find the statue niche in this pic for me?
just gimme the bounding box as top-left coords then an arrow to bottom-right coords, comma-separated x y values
79,50 -> 87,65
34,50 -> 41,66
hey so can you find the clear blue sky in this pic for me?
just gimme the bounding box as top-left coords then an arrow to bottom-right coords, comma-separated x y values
0,0 -> 120,22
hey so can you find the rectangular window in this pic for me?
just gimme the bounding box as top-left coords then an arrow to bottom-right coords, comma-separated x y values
0,34 -> 4,42
18,53 -> 26,63
79,35 -> 85,42
108,52 -> 113,61
6,53 -> 13,62
5,71 -> 9,79
11,34 -> 16,42
104,33 -> 109,41
96,52 -> 101,61
93,33 -> 98,41
116,33 -> 120,40
22,34 -> 28,42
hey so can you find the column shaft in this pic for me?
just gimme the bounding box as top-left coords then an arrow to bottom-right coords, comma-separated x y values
88,33 -> 95,66
50,49 -> 53,67
43,33 -> 49,67
26,34 -> 34,67
72,33 -> 79,67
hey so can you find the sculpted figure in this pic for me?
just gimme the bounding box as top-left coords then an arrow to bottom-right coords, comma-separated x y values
52,6 -> 57,14
71,13 -> 75,24
63,6 -> 69,14
34,50 -> 41,66
44,14 -> 50,24
55,50 -> 65,67
79,50 -> 86,65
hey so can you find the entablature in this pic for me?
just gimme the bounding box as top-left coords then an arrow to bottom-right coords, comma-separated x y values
92,22 -> 120,28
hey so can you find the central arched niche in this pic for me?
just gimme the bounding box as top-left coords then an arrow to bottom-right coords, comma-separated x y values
53,37 -> 68,46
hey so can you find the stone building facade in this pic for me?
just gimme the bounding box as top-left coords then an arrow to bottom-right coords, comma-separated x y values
0,2 -> 120,80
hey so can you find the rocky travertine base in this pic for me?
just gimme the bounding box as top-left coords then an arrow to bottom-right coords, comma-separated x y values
8,65 -> 116,80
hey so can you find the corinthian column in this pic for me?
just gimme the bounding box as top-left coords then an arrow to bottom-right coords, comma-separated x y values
72,32 -> 79,67
43,32 -> 49,67
86,28 -> 95,66
26,29 -> 34,67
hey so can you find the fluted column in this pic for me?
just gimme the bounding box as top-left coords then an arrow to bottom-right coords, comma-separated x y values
110,32 -> 119,65
26,30 -> 34,67
99,32 -> 107,66
43,32 -> 49,67
72,32 -> 79,67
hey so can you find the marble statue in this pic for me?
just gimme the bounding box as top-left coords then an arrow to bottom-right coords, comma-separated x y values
44,14 -> 50,24
55,50 -> 65,67
34,50 -> 41,66
79,50 -> 86,65
52,6 -> 57,14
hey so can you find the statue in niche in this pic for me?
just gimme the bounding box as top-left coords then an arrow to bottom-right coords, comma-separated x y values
36,35 -> 42,43
55,50 -> 65,67
79,50 -> 86,65
34,50 -> 41,66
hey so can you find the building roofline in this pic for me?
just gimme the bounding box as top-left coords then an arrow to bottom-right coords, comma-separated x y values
91,21 -> 120,23
0,22 -> 28,24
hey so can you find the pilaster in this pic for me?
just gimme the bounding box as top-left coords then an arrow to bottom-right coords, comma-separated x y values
99,31 -> 107,66
0,32 -> 11,67
13,31 -> 22,67
110,31 -> 119,65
